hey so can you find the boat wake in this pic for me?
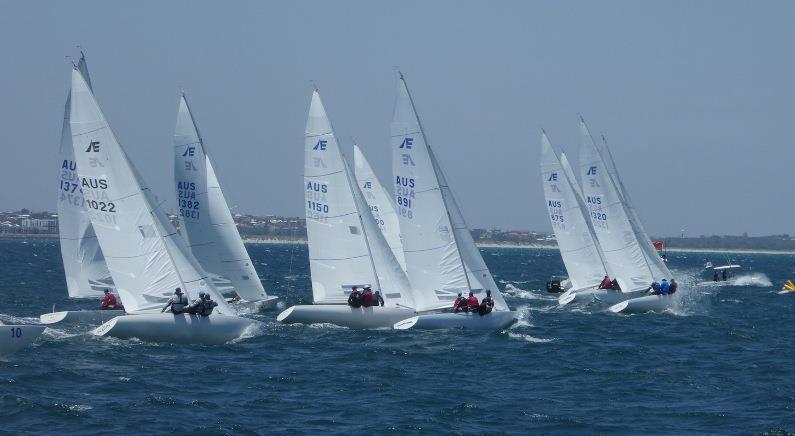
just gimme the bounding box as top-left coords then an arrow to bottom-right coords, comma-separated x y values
507,332 -> 554,343
730,274 -> 772,287
502,283 -> 556,301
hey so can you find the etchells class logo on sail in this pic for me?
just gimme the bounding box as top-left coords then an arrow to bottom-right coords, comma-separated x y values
399,137 -> 413,149
313,140 -> 328,150
85,140 -> 100,152
548,172 -> 558,182
182,146 -> 196,157
587,166 -> 597,175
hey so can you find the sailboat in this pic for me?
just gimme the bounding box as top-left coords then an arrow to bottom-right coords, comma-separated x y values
0,324 -> 46,357
576,118 -> 676,312
173,93 -> 279,311
538,131 -> 611,305
68,67 -> 255,344
389,74 -> 515,330
41,52 -> 122,325
276,89 -> 418,329
352,144 -> 407,272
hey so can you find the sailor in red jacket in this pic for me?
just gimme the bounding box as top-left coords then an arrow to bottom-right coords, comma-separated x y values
362,286 -> 374,307
453,292 -> 467,312
99,289 -> 122,310
598,276 -> 612,289
467,291 -> 479,311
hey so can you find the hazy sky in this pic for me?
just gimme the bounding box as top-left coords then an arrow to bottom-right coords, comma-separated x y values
2,1 -> 794,236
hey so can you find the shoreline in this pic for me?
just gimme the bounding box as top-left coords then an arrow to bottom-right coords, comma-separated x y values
4,234 -> 795,255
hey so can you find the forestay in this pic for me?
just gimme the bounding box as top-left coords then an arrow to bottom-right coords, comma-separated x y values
305,91 -> 414,307
579,120 -> 652,292
68,68 -> 233,315
540,132 -> 609,290
57,53 -> 114,298
173,94 -> 268,302
391,75 -> 508,311
353,144 -> 407,272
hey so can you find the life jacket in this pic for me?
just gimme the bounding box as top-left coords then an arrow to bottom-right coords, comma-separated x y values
467,296 -> 479,309
172,294 -> 188,312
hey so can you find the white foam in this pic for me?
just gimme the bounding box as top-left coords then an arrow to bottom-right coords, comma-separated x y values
730,274 -> 772,287
507,332 -> 554,343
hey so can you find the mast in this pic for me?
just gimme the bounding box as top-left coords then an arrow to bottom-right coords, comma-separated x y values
400,73 -> 473,292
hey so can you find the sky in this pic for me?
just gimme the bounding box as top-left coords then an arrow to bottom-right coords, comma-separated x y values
1,0 -> 794,237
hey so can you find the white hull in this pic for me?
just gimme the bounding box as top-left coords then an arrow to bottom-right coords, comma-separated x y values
0,325 -> 46,356
609,294 -> 674,314
277,305 -> 415,329
92,314 -> 256,345
559,287 -> 644,306
40,309 -> 125,325
393,311 -> 517,330
778,290 -> 795,295
230,295 -> 281,312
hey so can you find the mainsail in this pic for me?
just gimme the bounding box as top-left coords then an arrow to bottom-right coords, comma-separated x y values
304,90 -> 414,307
57,53 -> 114,298
391,74 -> 508,311
69,68 -> 233,315
540,132 -> 609,290
579,120 -> 655,292
173,94 -> 269,302
353,144 -> 407,272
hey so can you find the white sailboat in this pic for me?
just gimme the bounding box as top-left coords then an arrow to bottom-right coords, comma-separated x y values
0,324 -> 46,357
353,144 -> 407,272
576,118 -> 676,312
42,52 -> 122,325
173,93 -> 279,310
538,131 -> 611,304
68,67 -> 255,344
276,90 -> 418,329
389,74 -> 515,330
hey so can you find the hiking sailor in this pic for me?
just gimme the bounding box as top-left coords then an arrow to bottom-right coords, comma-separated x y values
373,290 -> 385,307
161,288 -> 188,314
347,286 -> 363,308
99,289 -> 122,310
659,279 -> 670,295
453,292 -> 467,312
185,291 -> 206,315
467,291 -> 479,312
478,290 -> 495,316
200,292 -> 218,316
598,276 -> 612,289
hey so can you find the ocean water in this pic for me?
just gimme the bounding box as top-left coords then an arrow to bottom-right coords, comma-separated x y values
1,239 -> 793,434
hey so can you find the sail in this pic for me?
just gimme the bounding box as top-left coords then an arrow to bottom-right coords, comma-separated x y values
57,53 -> 114,298
353,144 -> 407,272
304,90 -> 381,304
68,68 -> 233,315
596,133 -> 672,280
173,94 -> 268,302
540,132 -> 609,290
391,75 -> 507,311
579,121 -> 653,292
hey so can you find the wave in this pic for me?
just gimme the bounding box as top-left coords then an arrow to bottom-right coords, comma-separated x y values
507,332 -> 554,343
730,273 -> 772,287
502,283 -> 556,301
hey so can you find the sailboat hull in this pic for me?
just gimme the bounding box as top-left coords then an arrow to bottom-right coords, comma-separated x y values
277,305 -> 415,329
393,311 -> 517,331
40,309 -> 125,325
609,294 -> 675,314
230,295 -> 281,313
559,287 -> 644,306
92,314 -> 256,345
0,325 -> 46,357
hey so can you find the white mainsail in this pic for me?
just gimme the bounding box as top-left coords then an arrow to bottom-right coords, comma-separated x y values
69,68 -> 233,315
57,53 -> 114,298
391,74 -> 508,311
353,144 -> 407,272
173,94 -> 269,302
579,121 -> 654,292
540,132 -> 609,290
305,90 -> 414,307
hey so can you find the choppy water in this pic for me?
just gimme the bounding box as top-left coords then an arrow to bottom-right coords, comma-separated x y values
1,239 -> 793,434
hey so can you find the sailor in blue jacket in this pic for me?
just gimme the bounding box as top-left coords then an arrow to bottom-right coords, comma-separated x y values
659,279 -> 671,295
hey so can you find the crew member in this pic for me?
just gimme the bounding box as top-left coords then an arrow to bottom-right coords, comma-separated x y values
200,292 -> 218,316
362,286 -> 374,307
186,291 -> 206,315
647,281 -> 661,295
610,278 -> 621,290
453,292 -> 467,312
478,290 -> 495,316
467,291 -> 479,311
669,279 -> 678,294
659,279 -> 670,295
373,290 -> 385,307
99,289 -> 122,310
713,271 -> 719,282
348,286 -> 362,308
161,288 -> 188,314
598,276 -> 612,289
722,269 -> 728,281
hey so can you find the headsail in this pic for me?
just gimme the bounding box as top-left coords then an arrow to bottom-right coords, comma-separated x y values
173,94 -> 269,302
305,90 -> 414,307
391,74 -> 507,311
69,68 -> 233,315
57,52 -> 114,298
353,144 -> 407,272
540,132 -> 609,290
579,120 -> 654,292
